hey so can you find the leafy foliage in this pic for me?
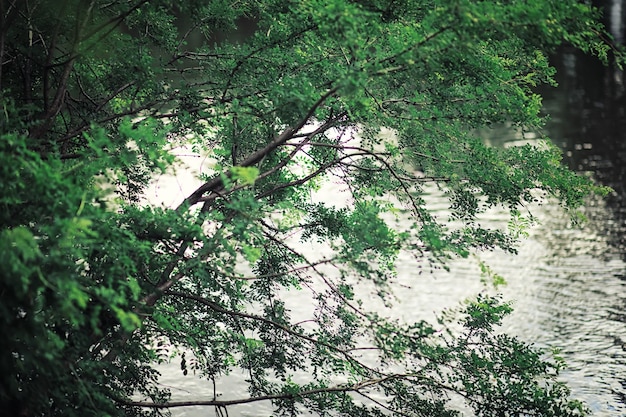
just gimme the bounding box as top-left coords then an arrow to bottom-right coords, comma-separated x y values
0,0 -> 620,416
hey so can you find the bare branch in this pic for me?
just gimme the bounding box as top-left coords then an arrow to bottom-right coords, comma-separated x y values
123,374 -> 415,409
124,384 -> 354,408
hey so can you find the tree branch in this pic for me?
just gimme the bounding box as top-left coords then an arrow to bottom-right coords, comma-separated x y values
178,87 -> 338,211
124,384 -> 353,408
219,25 -> 316,102
30,0 -> 96,138
0,0 -> 20,91
254,148 -> 379,202
257,225 -> 372,325
164,290 -> 356,358
123,374 -> 412,409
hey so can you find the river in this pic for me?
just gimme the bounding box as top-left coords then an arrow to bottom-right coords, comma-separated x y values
150,7 -> 626,417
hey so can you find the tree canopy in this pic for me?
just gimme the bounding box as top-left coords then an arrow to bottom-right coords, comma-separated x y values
0,0 -> 621,416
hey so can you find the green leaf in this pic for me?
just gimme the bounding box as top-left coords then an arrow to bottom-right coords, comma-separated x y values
230,166 -> 260,185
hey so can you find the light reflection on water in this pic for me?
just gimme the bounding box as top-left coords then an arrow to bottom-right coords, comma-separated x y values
158,185 -> 626,416
156,41 -> 626,417
486,205 -> 626,416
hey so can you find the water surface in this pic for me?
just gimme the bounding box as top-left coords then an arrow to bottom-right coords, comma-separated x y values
153,39 -> 626,417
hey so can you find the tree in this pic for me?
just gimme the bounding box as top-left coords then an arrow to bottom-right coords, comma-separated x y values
0,0 -> 620,416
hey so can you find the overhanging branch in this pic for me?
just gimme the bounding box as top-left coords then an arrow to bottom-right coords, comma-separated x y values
177,87 -> 339,211
164,290 -> 359,358
122,374 -> 410,409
